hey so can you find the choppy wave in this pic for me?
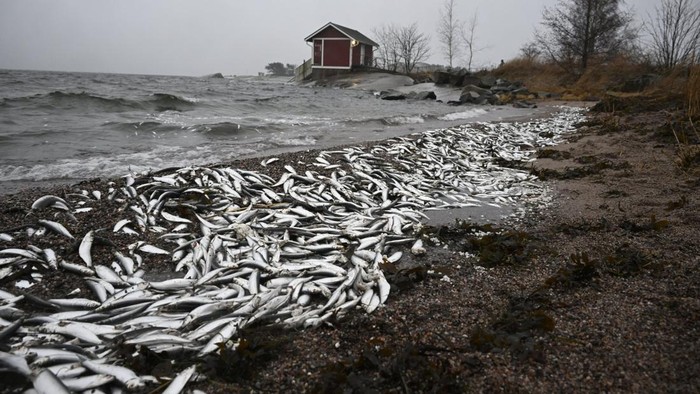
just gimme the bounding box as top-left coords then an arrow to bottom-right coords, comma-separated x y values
193,122 -> 246,135
0,91 -> 197,112
438,108 -> 488,121
0,145 -> 258,183
269,135 -> 318,147
148,93 -> 198,111
382,115 -> 426,125
103,120 -> 183,134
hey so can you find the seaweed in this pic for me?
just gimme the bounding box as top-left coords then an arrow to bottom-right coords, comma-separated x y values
602,189 -> 629,198
665,195 -> 689,211
531,159 -> 632,180
537,148 -> 572,160
604,244 -> 653,277
620,214 -> 670,232
383,264 -> 429,291
545,252 -> 599,289
313,340 -> 467,393
553,217 -> 613,236
469,290 -> 554,362
468,230 -> 535,267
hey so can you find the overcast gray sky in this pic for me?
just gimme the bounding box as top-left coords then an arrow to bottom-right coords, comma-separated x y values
0,0 -> 661,76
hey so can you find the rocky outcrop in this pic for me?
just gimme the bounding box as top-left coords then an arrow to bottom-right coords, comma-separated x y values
406,91 -> 437,100
378,90 -> 407,100
459,85 -> 500,105
379,90 -> 436,101
432,69 -> 538,106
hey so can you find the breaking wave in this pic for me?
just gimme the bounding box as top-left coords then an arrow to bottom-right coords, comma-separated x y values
0,91 -> 197,112
438,108 -> 488,121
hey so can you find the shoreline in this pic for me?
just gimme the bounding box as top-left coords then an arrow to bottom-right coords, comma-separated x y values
1,102 -> 697,392
0,100 -> 587,198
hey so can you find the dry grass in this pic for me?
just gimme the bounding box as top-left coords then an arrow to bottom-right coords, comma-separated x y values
494,55 -> 655,100
493,57 -> 571,94
687,65 -> 700,119
571,56 -> 650,96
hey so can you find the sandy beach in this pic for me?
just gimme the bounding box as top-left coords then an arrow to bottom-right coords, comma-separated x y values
0,88 -> 697,392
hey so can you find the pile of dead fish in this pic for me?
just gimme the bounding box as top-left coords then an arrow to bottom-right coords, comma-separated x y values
0,107 -> 584,392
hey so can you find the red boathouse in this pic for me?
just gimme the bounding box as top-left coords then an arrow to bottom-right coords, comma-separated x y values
301,22 -> 378,79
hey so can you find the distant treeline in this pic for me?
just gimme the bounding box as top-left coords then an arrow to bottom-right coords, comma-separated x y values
265,62 -> 296,77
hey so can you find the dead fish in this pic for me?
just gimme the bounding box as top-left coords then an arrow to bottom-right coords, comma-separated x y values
82,359 -> 147,390
37,220 -> 74,239
410,238 -> 426,255
162,365 -> 197,394
138,243 -> 169,255
79,231 -> 94,267
31,195 -> 71,211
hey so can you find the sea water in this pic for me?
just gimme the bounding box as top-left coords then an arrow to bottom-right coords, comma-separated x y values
0,69 -> 538,194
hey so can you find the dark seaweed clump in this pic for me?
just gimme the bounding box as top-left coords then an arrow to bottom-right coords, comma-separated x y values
469,290 -> 554,362
469,230 -> 535,267
314,341 -> 467,393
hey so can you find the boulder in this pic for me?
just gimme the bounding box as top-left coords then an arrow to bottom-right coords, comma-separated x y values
460,75 -> 483,87
459,85 -> 495,105
461,84 -> 492,96
431,71 -> 452,85
512,101 -> 537,109
432,68 -> 471,86
449,68 -> 469,86
478,74 -> 497,89
379,90 -> 407,100
408,91 -> 437,100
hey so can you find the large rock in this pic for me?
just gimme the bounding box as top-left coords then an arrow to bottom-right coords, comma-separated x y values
432,68 -> 470,86
431,71 -> 452,85
512,100 -> 537,109
459,85 -> 500,105
460,75 -> 483,87
449,69 -> 469,86
406,91 -> 437,100
478,74 -> 497,89
378,89 -> 407,100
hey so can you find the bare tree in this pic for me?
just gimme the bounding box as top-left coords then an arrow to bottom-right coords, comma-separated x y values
437,0 -> 461,68
646,0 -> 700,69
461,11 -> 480,71
520,42 -> 542,61
372,24 -> 401,71
395,23 -> 431,73
536,0 -> 636,72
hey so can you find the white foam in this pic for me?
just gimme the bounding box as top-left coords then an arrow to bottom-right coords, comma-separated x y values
0,145 -> 258,183
385,115 -> 425,125
438,108 -> 488,121
269,135 -> 317,146
266,115 -> 334,126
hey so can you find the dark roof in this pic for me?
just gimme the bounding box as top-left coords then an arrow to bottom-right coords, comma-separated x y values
304,22 -> 379,47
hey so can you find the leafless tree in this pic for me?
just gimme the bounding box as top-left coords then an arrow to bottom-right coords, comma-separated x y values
372,23 -> 430,73
645,0 -> 700,69
372,24 -> 401,72
535,0 -> 636,72
437,0 -> 461,68
395,23 -> 431,73
520,42 -> 542,61
461,11 -> 480,71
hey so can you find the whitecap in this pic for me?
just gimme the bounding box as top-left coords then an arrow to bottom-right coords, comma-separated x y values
438,108 -> 488,121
